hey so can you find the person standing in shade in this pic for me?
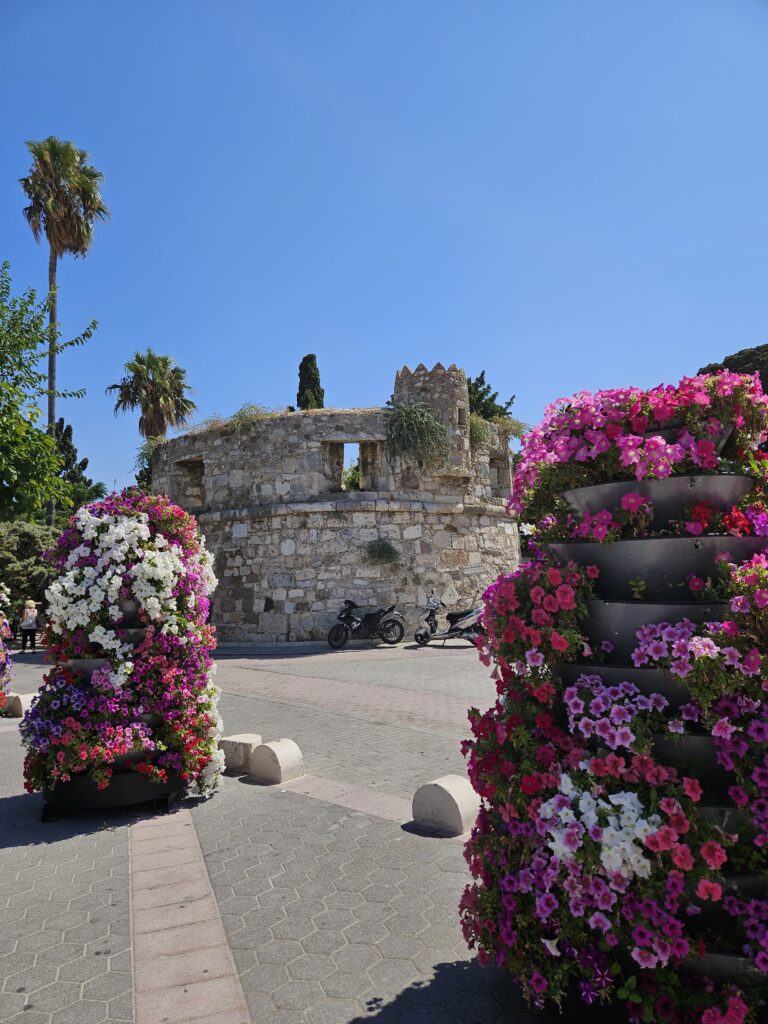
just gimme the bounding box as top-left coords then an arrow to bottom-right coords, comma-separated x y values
19,600 -> 38,652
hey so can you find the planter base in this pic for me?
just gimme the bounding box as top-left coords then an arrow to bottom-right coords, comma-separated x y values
42,768 -> 184,816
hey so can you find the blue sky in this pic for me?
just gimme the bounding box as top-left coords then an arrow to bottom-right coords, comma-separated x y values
2,1 -> 768,490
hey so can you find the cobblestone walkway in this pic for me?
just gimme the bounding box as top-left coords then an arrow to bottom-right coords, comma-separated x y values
0,644 -> 534,1024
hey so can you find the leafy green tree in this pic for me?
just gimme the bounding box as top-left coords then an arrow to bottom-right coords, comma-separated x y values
467,370 -> 515,420
297,354 -> 324,410
0,520 -> 58,612
699,344 -> 768,393
134,437 -> 164,490
107,348 -> 196,438
53,418 -> 106,519
342,461 -> 360,491
0,262 -> 95,520
467,370 -> 527,441
20,137 -> 109,522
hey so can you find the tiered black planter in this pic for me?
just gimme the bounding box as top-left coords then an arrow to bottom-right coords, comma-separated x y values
41,600 -> 184,815
552,473 -> 768,991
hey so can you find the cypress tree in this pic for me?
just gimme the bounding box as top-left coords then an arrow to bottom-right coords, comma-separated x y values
297,354 -> 325,410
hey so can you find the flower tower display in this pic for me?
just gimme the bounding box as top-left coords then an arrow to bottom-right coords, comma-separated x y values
460,373 -> 768,1022
0,583 -> 13,716
21,490 -> 224,811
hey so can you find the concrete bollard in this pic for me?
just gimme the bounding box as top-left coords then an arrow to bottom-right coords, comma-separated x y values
249,739 -> 304,784
4,693 -> 23,718
219,734 -> 263,773
412,774 -> 480,837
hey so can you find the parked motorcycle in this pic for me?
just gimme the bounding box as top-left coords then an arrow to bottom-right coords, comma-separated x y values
414,591 -> 484,646
328,599 -> 405,649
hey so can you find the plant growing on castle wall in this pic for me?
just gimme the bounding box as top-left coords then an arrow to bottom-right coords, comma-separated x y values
365,538 -> 400,565
467,371 -> 527,444
386,402 -> 450,470
469,412 -> 490,450
297,354 -> 324,410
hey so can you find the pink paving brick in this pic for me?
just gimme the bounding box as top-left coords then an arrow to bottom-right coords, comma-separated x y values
131,859 -> 211,891
134,943 -> 237,990
132,893 -> 219,934
134,975 -> 249,1023
131,808 -> 251,1024
133,918 -> 226,961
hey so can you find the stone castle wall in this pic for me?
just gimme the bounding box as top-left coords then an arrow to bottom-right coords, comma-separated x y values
152,363 -> 519,641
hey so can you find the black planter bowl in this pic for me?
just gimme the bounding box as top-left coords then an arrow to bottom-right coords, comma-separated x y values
651,734 -> 731,796
552,535 -> 766,603
699,803 -> 750,833
117,599 -> 141,627
42,767 -> 183,810
55,657 -> 111,680
682,953 -> 764,988
554,663 -> 691,710
563,474 -> 753,532
117,628 -> 146,647
584,601 -> 726,663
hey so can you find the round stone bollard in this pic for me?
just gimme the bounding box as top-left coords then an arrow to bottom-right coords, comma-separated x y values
219,734 -> 263,774
4,693 -> 23,718
249,738 -> 304,784
412,774 -> 480,837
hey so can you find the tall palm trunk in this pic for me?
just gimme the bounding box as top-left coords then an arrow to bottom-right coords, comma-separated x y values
45,243 -> 57,526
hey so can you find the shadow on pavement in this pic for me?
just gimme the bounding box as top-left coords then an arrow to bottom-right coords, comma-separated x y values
0,790 -> 190,850
349,958 -> 536,1024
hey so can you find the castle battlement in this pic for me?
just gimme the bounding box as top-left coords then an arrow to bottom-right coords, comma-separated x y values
151,364 -> 518,641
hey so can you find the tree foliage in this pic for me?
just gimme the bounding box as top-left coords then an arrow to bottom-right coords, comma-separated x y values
297,354 -> 324,410
0,520 -> 58,611
467,370 -> 516,420
107,348 -> 196,438
20,136 -> 109,526
0,262 -> 95,521
52,418 -> 106,520
342,461 -> 360,491
134,437 -> 165,490
699,344 -> 768,393
20,137 -> 109,261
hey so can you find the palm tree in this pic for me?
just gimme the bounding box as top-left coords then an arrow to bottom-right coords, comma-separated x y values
107,349 -> 197,438
20,136 -> 109,523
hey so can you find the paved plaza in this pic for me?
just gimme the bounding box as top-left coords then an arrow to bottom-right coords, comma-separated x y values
0,642 -> 535,1024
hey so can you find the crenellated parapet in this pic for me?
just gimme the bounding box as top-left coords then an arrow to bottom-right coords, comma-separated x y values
151,363 -> 517,641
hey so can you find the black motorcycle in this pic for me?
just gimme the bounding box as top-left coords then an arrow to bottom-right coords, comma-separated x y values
328,600 -> 405,649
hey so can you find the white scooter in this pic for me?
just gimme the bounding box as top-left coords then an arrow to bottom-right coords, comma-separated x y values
414,591 -> 485,646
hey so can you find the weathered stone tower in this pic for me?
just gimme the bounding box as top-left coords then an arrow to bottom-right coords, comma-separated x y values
151,363 -> 519,641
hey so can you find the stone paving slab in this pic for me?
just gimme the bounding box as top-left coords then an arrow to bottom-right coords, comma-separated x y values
0,645 -> 539,1024
190,776 -> 537,1024
0,734 -> 133,1024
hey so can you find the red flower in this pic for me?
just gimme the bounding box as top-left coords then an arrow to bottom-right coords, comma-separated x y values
549,630 -> 569,653
700,840 -> 727,870
682,777 -> 702,802
696,879 -> 723,901
520,775 -> 541,796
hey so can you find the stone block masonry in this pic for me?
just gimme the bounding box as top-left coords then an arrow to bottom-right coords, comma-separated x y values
153,363 -> 519,641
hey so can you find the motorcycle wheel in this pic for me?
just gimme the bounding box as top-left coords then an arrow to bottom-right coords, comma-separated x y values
328,623 -> 350,649
379,619 -> 404,645
414,627 -> 431,646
